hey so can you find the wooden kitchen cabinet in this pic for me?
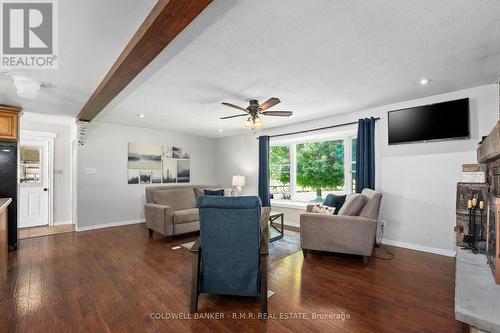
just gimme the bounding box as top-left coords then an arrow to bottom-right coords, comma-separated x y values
0,106 -> 21,141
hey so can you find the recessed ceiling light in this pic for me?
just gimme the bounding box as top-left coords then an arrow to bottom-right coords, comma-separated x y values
218,129 -> 223,133
2,149 -> 11,152
420,78 -> 430,85
137,113 -> 145,118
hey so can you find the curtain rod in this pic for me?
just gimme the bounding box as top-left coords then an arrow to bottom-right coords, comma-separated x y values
257,117 -> 380,139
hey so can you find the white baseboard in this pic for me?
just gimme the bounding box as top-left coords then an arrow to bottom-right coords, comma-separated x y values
76,219 -> 145,232
382,238 -> 456,257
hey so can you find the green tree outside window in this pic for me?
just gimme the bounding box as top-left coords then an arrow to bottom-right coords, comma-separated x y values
296,140 -> 344,200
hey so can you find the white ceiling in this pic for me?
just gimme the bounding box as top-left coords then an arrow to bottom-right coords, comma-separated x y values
2,0 -> 500,138
0,0 -> 156,115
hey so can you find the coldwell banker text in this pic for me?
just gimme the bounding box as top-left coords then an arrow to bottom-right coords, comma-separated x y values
0,0 -> 58,69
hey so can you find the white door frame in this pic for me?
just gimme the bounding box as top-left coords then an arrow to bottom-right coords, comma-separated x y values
19,130 -> 57,226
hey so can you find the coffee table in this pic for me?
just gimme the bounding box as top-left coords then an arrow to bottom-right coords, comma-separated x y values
269,211 -> 284,242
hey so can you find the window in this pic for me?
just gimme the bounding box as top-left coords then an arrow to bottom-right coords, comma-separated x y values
269,146 -> 291,200
19,146 -> 41,184
295,140 -> 344,202
269,134 -> 357,203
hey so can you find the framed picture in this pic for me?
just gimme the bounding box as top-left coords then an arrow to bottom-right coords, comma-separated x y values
139,171 -> 151,184
163,146 -> 173,159
127,143 -> 191,184
128,170 -> 140,184
172,146 -> 181,159
162,159 -> 177,183
177,160 -> 190,183
151,170 -> 162,183
128,143 -> 162,170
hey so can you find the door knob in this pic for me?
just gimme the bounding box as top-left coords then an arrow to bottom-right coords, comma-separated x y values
43,188 -> 48,191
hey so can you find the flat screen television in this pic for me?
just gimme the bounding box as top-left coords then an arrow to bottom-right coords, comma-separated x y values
388,98 -> 469,145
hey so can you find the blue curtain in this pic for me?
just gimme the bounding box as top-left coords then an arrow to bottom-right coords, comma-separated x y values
356,118 -> 376,192
258,136 -> 271,206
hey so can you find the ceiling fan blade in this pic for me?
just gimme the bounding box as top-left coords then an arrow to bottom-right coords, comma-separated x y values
259,97 -> 281,110
222,102 -> 248,112
220,114 -> 248,119
261,111 -> 293,117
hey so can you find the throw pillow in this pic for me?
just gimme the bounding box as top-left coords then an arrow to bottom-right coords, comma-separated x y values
204,189 -> 224,196
337,193 -> 368,216
311,204 -> 336,215
323,194 -> 346,215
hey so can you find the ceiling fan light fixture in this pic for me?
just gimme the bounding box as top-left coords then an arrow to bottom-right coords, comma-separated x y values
253,116 -> 264,129
243,118 -> 252,129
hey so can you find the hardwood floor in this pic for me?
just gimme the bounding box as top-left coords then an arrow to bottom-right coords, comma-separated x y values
1,223 -> 462,332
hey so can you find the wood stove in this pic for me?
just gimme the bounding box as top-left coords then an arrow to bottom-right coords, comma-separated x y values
487,195 -> 500,283
477,120 -> 500,284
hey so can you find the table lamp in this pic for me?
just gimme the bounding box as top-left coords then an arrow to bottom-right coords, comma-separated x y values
232,175 -> 246,196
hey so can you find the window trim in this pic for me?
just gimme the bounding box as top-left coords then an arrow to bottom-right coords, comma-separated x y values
270,130 -> 357,204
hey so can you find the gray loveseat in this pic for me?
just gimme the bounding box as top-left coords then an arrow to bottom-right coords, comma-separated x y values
300,188 -> 382,265
145,185 -> 222,238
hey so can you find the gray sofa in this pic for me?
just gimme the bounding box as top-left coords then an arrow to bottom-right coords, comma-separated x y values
300,189 -> 382,265
145,185 -> 222,238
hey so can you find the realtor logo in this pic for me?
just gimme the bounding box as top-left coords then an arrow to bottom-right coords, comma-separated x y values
1,0 -> 58,68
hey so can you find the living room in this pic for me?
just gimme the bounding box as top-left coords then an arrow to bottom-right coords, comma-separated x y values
0,1 -> 500,332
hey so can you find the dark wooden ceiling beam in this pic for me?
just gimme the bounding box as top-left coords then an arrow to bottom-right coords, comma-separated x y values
77,0 -> 213,121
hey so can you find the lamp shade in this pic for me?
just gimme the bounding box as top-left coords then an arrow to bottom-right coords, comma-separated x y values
232,175 -> 246,187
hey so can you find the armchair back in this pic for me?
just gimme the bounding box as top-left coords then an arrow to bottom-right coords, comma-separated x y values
359,189 -> 382,220
197,196 -> 262,296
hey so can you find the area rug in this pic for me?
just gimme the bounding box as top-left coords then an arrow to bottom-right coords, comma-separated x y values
180,231 -> 301,262
268,231 -> 301,262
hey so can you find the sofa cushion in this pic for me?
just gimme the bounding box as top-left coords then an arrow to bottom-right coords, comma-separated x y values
173,208 -> 199,224
323,194 -> 346,215
194,188 -> 204,199
153,188 -> 196,211
338,193 -> 368,216
359,189 -> 382,220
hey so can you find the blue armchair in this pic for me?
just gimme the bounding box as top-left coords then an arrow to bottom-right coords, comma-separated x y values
190,196 -> 269,313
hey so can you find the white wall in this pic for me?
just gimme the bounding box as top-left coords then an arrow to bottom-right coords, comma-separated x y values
215,84 -> 499,255
20,114 -> 75,224
77,122 -> 217,229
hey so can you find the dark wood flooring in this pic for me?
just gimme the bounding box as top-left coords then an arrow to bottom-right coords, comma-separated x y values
0,223 -> 462,332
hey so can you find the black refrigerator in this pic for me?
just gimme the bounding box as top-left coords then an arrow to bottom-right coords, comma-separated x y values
0,141 -> 18,251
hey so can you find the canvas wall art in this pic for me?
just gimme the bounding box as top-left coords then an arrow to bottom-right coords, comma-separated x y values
177,160 -> 190,183
140,171 -> 151,184
172,146 -> 181,159
128,170 -> 140,184
128,143 -> 191,184
151,170 -> 162,184
128,143 -> 162,170
162,159 -> 177,183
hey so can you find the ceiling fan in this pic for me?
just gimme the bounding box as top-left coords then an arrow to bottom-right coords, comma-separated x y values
220,98 -> 292,129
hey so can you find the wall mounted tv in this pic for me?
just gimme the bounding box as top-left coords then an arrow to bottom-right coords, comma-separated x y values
388,98 -> 469,145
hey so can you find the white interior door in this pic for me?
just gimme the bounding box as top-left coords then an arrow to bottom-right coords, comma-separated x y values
19,139 -> 49,228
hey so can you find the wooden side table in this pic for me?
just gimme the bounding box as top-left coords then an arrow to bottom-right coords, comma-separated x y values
269,211 -> 284,242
